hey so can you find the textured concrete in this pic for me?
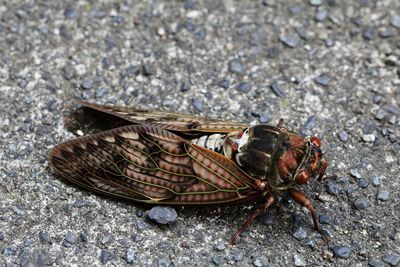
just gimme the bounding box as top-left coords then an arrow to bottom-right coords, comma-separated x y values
1,0 -> 399,266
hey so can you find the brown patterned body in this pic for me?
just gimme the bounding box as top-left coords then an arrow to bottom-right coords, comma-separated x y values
49,101 -> 329,243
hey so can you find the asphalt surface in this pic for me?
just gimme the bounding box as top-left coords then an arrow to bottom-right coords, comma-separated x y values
1,0 -> 399,266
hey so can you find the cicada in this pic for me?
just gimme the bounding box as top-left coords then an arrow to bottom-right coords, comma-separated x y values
49,100 -> 328,244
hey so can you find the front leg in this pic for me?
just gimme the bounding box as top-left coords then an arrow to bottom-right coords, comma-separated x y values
289,188 -> 327,240
230,193 -> 275,244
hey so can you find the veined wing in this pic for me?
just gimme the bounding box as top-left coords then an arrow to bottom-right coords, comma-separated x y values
49,125 -> 259,205
77,100 -> 248,134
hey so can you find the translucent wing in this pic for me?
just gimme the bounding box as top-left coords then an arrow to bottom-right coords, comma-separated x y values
77,100 -> 248,134
49,125 -> 260,204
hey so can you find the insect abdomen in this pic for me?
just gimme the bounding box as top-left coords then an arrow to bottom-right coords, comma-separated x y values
191,134 -> 226,153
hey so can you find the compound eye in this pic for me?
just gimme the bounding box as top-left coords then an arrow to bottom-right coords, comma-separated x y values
310,136 -> 321,147
295,169 -> 311,184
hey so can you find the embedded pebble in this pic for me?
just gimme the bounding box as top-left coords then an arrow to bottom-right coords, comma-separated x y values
280,36 -> 300,48
332,245 -> 352,258
271,81 -> 286,97
368,258 -> 384,267
214,243 -> 225,251
354,198 -> 368,210
228,59 -> 245,75
390,15 -> 400,28
292,226 -> 307,240
358,179 -> 369,188
237,82 -> 252,93
309,0 -> 323,6
370,176 -> 381,186
293,254 -> 306,266
314,73 -> 331,87
337,131 -> 348,142
315,10 -> 328,22
125,248 -> 137,264
147,206 -> 178,224
377,190 -> 390,201
101,250 -> 115,264
363,27 -> 374,40
382,254 -> 400,266
253,257 -> 263,267
362,134 -> 376,142
218,79 -> 230,89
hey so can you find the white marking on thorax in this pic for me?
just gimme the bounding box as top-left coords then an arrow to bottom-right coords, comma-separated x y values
192,134 -> 225,153
237,129 -> 249,152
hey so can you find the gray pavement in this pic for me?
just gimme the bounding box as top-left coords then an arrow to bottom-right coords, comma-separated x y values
0,0 -> 399,266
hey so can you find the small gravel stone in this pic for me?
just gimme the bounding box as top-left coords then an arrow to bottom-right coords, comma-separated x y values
80,232 -> 88,243
228,59 -> 245,75
288,4 -> 302,15
319,214 -> 331,224
259,113 -> 273,123
101,250 -> 114,264
390,15 -> 400,28
80,78 -> 92,90
147,206 -> 177,225
95,88 -> 108,98
370,176 -> 381,186
271,80 -> 285,97
303,116 -> 317,130
354,198 -> 368,210
350,169 -> 362,179
253,257 -> 263,267
192,98 -> 204,112
232,252 -> 244,262
212,256 -> 225,266
293,254 -> 306,266
62,232 -> 76,247
292,226 -> 307,240
280,36 -> 300,48
305,239 -> 316,249
125,248 -> 136,264
363,120 -> 376,134
382,254 -> 400,266
101,234 -> 113,245
309,0 -> 323,6
218,79 -> 230,89
314,73 -> 331,87
315,10 -> 328,22
377,190 -> 389,201
157,256 -> 171,267
267,46 -> 280,58
180,81 -> 190,92
326,182 -> 341,195
362,134 -> 376,142
363,27 -> 374,40
136,209 -> 144,217
136,220 -> 150,231
332,245 -> 352,258
2,246 -> 17,256
337,131 -> 348,142
63,67 -> 75,80
11,205 -> 26,215
64,7 -> 78,19
358,179 -> 369,188
325,38 -> 335,47
375,109 -> 386,120
368,258 -> 384,267
214,243 -> 225,251
237,82 -> 252,93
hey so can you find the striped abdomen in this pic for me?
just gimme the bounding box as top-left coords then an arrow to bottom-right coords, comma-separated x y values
191,134 -> 226,154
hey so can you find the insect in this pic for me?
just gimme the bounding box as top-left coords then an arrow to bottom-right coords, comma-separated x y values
49,100 -> 328,244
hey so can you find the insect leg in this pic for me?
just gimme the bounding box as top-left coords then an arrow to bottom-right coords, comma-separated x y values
277,118 -> 285,128
230,193 -> 275,244
289,189 -> 328,241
